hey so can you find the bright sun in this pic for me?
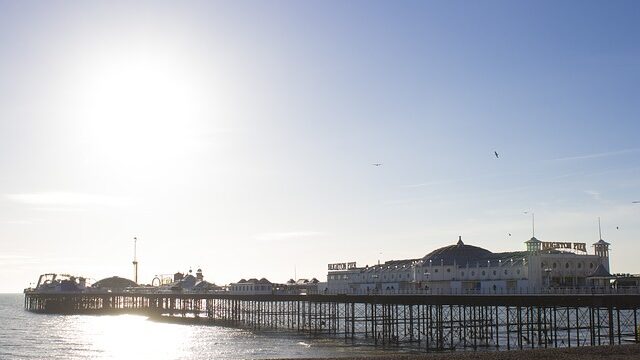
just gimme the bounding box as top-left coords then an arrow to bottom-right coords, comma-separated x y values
68,48 -> 211,176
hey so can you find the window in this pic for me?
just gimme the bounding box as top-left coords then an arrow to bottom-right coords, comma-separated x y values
565,263 -> 570,269
493,270 -> 497,276
504,270 -> 508,275
447,268 -> 451,273
482,271 -> 486,276
553,262 -> 557,269
461,271 -> 465,276
471,271 -> 475,276
434,269 -> 439,273
517,270 -> 521,275
578,263 -> 582,269
541,262 -> 545,268
590,263 -> 594,269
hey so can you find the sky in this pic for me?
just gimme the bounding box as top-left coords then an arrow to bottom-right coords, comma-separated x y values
0,1 -> 639,292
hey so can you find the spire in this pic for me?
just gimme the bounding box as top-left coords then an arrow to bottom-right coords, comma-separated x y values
457,235 -> 464,246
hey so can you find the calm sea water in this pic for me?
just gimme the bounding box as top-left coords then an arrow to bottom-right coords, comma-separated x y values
0,294 -> 392,359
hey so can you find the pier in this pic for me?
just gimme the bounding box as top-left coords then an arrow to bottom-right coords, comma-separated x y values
24,292 -> 640,352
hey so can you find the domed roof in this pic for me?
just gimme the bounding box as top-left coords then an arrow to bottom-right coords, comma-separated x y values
421,236 -> 493,266
93,276 -> 137,289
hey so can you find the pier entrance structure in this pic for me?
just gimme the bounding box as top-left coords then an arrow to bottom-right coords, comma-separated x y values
327,236 -> 611,294
24,292 -> 640,352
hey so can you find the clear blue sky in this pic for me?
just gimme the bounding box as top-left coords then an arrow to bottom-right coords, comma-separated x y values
0,1 -> 639,292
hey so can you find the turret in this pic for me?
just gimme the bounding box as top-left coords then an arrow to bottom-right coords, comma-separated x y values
525,237 -> 541,253
593,239 -> 610,271
593,217 -> 611,271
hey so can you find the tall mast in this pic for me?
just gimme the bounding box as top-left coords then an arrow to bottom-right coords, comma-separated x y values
532,212 -> 535,238
598,217 -> 602,240
133,237 -> 138,284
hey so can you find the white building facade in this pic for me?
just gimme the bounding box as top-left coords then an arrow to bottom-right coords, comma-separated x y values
327,236 -> 611,294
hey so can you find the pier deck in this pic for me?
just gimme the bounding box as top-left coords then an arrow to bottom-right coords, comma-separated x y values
24,292 -> 640,352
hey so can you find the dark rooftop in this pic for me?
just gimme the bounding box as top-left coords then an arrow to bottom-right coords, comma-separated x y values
421,236 -> 494,266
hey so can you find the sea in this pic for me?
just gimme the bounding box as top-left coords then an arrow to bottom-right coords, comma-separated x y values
0,294 -> 391,359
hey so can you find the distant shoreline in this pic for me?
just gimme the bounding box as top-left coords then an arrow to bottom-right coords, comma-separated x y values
278,344 -> 640,360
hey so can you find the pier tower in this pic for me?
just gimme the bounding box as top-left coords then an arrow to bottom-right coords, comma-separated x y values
593,218 -> 611,272
525,237 -> 542,253
132,237 -> 138,284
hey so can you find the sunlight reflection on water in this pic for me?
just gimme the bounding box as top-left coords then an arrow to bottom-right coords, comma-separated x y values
1,295 -> 391,359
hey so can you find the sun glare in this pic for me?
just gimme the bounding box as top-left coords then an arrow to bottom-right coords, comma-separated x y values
69,49 -> 211,176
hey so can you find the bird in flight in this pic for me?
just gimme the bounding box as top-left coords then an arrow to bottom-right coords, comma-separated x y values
616,226 -> 619,230
494,151 -> 499,159
508,233 -> 512,237
372,163 -> 383,167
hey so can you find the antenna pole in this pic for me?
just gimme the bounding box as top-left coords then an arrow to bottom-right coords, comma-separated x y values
598,217 -> 602,239
532,213 -> 535,238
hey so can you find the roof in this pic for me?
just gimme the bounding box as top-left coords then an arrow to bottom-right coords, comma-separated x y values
525,237 -> 541,243
93,276 -> 137,289
193,280 -> 221,290
421,236 -> 494,266
593,239 -> 611,246
236,278 -> 271,284
588,264 -> 613,278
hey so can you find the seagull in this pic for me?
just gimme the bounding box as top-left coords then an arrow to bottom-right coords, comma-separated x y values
508,233 -> 512,237
494,151 -> 499,159
372,163 -> 383,167
616,226 -> 619,230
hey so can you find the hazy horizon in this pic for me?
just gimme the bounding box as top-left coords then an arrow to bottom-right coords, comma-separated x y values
1,1 -> 639,292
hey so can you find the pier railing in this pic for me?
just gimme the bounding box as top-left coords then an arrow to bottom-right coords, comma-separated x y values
24,292 -> 640,352
315,286 -> 640,296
